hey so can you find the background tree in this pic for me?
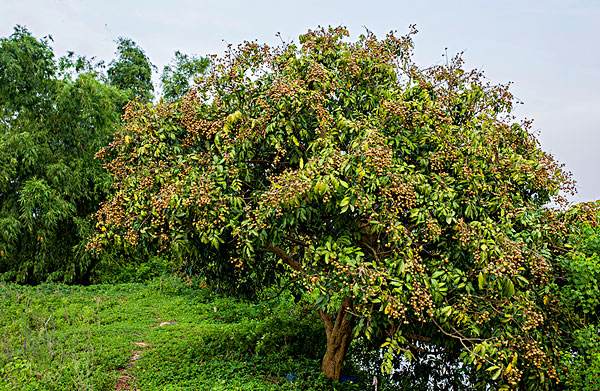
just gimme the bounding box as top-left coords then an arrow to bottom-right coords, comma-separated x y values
0,26 -> 55,117
554,202 -> 600,390
0,27 -> 127,283
161,51 -> 209,101
107,37 -> 154,102
91,26 -> 592,389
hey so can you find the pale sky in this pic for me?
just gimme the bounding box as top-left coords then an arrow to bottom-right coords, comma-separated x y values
2,0 -> 599,203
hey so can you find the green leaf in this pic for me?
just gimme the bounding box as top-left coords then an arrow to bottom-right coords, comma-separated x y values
340,197 -> 350,207
478,272 -> 485,290
502,278 -> 515,298
492,367 -> 502,380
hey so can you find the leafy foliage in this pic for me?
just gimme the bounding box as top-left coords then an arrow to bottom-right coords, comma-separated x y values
0,27 -> 125,283
555,202 -> 600,390
0,26 -> 55,115
558,203 -> 600,315
107,38 -> 154,102
161,51 -> 210,101
92,26 -> 591,388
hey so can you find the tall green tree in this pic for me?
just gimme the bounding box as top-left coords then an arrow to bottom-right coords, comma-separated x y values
107,37 -> 154,102
0,26 -> 55,116
0,27 -> 126,283
91,26 -> 593,389
161,51 -> 209,101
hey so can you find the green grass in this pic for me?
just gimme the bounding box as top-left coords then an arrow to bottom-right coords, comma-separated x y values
0,277 -> 361,390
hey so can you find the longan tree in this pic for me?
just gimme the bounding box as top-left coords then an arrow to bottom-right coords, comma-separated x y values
91,27 -> 592,388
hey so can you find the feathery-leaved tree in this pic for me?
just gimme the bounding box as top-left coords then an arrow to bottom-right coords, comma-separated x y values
0,27 -> 126,282
161,51 -> 210,102
108,37 -> 154,102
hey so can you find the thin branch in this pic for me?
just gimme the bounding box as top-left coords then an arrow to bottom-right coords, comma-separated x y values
284,235 -> 309,247
359,239 -> 379,261
431,317 -> 484,343
431,317 -> 497,368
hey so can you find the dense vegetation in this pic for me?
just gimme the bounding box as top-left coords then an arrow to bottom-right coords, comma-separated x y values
0,26 -> 598,390
0,27 -> 126,283
0,277 -> 359,390
557,204 -> 600,390
0,27 -> 203,284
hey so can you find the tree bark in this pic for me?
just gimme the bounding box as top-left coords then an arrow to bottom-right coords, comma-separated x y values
263,244 -> 354,380
319,297 -> 354,380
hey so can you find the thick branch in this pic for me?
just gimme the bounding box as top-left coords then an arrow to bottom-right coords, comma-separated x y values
283,235 -> 309,247
319,310 -> 334,338
333,297 -> 353,331
265,244 -> 302,271
408,333 -> 432,343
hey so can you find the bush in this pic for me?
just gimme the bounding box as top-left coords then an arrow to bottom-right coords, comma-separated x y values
556,203 -> 600,390
92,255 -> 173,283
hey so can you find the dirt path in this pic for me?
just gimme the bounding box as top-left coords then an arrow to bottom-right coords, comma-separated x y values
115,341 -> 149,390
114,320 -> 177,390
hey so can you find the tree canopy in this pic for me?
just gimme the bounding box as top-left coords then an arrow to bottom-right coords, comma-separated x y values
161,51 -> 210,101
0,27 -> 126,282
91,26 -> 595,389
107,37 -> 154,102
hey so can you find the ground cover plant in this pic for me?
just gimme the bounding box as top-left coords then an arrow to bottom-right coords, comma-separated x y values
0,277 -> 364,390
89,25 -> 599,389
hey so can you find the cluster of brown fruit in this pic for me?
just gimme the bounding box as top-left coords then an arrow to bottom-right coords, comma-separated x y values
520,339 -> 554,380
485,247 -> 523,277
261,169 -> 311,215
180,91 -> 223,146
521,306 -> 544,332
408,281 -> 434,322
455,218 -> 471,246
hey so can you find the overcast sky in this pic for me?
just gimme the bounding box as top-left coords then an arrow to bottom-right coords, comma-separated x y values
2,0 -> 599,203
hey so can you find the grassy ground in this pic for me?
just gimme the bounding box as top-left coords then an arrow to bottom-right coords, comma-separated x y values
0,277 -> 361,390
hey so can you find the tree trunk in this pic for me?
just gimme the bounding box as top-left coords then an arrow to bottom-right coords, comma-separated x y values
319,297 -> 354,380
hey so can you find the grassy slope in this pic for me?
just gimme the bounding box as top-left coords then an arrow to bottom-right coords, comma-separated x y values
0,278 -> 360,390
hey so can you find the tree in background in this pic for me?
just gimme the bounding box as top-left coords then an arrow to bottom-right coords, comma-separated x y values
0,27 -> 130,283
91,26 -> 595,389
161,51 -> 209,101
555,202 -> 600,390
0,26 -> 55,117
107,37 -> 154,102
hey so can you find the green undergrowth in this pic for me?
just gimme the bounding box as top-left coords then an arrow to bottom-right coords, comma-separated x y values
0,277 -> 361,390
